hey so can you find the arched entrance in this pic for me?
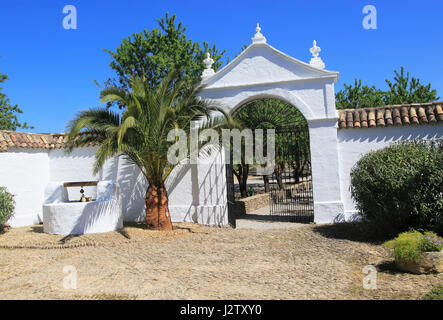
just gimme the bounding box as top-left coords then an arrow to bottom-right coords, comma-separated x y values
198,25 -> 345,224
227,97 -> 313,223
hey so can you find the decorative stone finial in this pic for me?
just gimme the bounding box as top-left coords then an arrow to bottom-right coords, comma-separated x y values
202,52 -> 215,79
252,23 -> 267,44
309,40 -> 325,69
310,40 -> 320,58
255,23 -> 262,35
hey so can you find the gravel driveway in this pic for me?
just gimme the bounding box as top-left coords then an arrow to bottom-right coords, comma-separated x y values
0,222 -> 440,299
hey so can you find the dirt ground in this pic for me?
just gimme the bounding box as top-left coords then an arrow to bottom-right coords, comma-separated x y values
0,222 -> 441,300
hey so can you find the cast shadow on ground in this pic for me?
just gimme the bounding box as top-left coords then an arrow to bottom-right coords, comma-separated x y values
26,225 -> 80,244
242,214 -> 312,223
375,260 -> 406,275
29,225 -> 44,233
312,222 -> 390,244
59,234 -> 82,244
120,221 -> 196,233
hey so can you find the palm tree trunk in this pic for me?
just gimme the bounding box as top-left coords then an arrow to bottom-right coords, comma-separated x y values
145,184 -> 173,230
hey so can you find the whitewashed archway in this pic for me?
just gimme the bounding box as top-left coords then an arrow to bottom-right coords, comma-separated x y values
198,25 -> 344,223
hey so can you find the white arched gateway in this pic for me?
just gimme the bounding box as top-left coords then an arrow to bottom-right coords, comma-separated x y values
198,24 -> 344,224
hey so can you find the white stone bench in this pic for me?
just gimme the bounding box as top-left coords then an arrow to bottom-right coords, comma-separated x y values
42,180 -> 123,235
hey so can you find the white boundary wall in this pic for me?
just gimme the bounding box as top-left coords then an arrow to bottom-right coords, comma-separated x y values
338,123 -> 443,221
0,147 -> 227,227
2,123 -> 441,227
0,149 -> 49,227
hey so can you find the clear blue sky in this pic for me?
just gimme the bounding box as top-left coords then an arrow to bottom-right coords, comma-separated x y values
0,0 -> 442,133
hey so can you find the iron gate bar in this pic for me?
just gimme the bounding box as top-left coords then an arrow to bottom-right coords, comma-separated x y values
269,126 -> 314,223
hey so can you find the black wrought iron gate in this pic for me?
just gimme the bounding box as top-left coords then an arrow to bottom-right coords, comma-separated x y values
268,127 -> 314,222
225,126 -> 314,224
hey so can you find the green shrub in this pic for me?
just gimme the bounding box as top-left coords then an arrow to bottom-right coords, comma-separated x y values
384,231 -> 443,263
0,186 -> 15,229
419,231 -> 443,252
421,285 -> 443,300
384,231 -> 424,263
247,186 -> 257,197
350,139 -> 443,236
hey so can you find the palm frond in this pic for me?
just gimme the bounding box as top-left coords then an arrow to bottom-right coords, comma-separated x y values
99,87 -> 130,104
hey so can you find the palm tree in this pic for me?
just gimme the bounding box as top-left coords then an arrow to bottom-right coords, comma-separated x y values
66,72 -> 228,230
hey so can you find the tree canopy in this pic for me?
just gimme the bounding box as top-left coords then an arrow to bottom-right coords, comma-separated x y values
234,98 -> 307,132
0,72 -> 32,131
104,12 -> 226,93
231,98 -> 308,197
335,67 -> 440,109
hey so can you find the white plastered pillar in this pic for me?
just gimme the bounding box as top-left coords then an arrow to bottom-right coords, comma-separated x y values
308,119 -> 344,223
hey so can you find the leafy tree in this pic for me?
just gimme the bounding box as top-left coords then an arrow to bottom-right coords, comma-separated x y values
335,67 -> 439,109
0,72 -> 33,130
67,72 -> 228,230
335,79 -> 385,109
384,67 -> 439,105
232,99 -> 307,197
104,12 -> 225,95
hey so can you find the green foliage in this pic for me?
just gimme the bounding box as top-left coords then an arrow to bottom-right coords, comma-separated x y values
0,186 -> 15,229
247,186 -> 257,197
104,12 -> 225,94
335,67 -> 440,109
231,98 -> 308,197
335,79 -> 385,109
385,67 -> 439,105
67,72 -> 227,188
350,140 -> 443,236
384,231 -> 443,263
234,98 -> 307,130
0,72 -> 33,130
421,285 -> 443,300
419,231 -> 443,252
384,231 -> 424,263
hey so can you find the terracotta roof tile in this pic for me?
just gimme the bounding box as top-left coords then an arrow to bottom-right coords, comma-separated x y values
353,110 -> 361,128
385,108 -> 393,126
368,109 -> 376,127
409,107 -> 418,124
360,109 -> 368,127
346,111 -> 353,128
376,109 -> 385,127
338,101 -> 443,129
0,131 -> 100,152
